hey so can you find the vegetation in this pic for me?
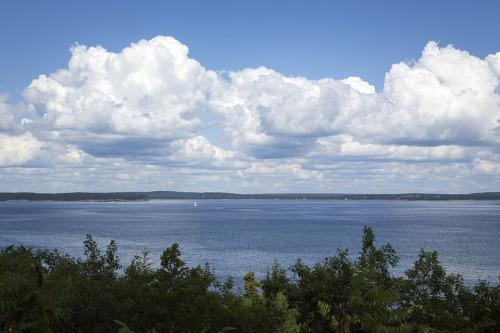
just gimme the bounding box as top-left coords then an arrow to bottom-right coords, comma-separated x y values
1,191 -> 500,201
1,228 -> 499,332
0,192 -> 148,202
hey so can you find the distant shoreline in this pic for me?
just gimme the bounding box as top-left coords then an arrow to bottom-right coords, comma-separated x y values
1,191 -> 500,202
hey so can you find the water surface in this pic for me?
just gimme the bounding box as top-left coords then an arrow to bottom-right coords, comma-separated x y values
1,200 -> 499,285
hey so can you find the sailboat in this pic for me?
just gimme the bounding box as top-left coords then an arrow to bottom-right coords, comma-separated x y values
194,202 -> 197,207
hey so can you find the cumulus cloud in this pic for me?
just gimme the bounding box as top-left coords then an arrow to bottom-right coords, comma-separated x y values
210,42 -> 500,161
0,94 -> 44,167
23,36 -> 217,156
473,158 -> 500,175
209,66 -> 378,158
314,135 -> 472,162
0,133 -> 43,166
169,135 -> 242,166
22,38 -> 500,162
2,37 -> 500,193
0,93 -> 26,134
372,42 -> 500,145
238,162 -> 324,180
171,136 -> 234,160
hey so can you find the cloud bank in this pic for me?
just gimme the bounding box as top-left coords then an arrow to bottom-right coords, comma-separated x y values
23,36 -> 217,157
1,36 -> 499,193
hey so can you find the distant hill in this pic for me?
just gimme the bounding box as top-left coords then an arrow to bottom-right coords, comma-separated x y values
0,192 -> 148,202
141,191 -> 500,201
1,191 -> 500,201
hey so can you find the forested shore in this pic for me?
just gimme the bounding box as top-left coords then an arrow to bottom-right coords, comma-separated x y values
1,227 -> 499,332
2,191 -> 500,201
0,192 -> 149,202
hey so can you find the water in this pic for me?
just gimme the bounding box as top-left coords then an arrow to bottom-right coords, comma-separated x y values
1,200 -> 499,286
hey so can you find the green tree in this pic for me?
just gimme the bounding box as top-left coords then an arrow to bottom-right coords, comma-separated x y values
358,226 -> 399,286
402,249 -> 467,332
0,245 -> 70,332
37,235 -> 124,332
262,226 -> 408,332
348,260 -> 412,332
243,271 -> 261,298
7,228 -> 499,333
462,279 -> 500,332
116,249 -> 157,332
262,258 -> 290,300
231,269 -> 300,332
159,243 -> 187,285
137,243 -> 236,332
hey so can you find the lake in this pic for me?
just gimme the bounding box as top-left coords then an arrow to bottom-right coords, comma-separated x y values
1,200 -> 499,286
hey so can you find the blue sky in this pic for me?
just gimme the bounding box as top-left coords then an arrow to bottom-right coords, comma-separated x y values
3,0 -> 498,97
1,0 -> 499,193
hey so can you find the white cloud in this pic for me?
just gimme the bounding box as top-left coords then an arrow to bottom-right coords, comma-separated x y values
315,135 -> 471,162
59,145 -> 91,164
473,158 -> 500,175
342,76 -> 376,94
0,133 -> 43,166
238,162 -> 324,180
372,42 -> 500,144
2,38 -> 500,193
209,66 -> 378,157
210,42 -> 500,160
170,135 -> 237,163
23,36 -> 217,155
0,93 -> 26,133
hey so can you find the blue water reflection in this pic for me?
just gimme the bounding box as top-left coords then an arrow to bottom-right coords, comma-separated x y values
1,200 -> 499,286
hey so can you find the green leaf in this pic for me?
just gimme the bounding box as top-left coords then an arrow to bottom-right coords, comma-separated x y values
114,320 -> 134,333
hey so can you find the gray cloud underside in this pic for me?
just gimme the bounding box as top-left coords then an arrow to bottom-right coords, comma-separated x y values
1,36 -> 499,192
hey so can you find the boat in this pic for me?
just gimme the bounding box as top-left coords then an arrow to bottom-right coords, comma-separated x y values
194,202 -> 197,207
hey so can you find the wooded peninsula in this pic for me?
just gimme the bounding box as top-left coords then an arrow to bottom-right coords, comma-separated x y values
1,191 -> 500,202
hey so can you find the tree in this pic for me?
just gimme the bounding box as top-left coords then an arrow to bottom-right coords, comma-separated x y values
348,260 -> 412,332
462,279 -> 500,332
262,226 -> 409,332
402,249 -> 467,331
358,226 -> 399,285
262,258 -> 289,300
243,271 -> 261,298
6,228 -> 499,332
0,245 -> 70,332
36,235 -> 125,332
159,243 -> 187,284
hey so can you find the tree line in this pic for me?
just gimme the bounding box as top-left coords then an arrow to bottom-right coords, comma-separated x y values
2,191 -> 500,201
1,227 -> 499,332
0,192 -> 148,202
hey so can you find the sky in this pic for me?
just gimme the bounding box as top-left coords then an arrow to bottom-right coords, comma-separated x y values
0,0 -> 499,194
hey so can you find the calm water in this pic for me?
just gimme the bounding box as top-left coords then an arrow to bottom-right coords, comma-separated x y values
1,200 -> 499,286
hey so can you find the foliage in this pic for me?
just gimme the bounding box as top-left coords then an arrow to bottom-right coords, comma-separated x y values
349,261 -> 412,332
243,271 -> 261,297
0,192 -> 148,202
0,245 -> 70,332
401,248 -> 500,333
2,227 -> 499,333
260,227 -> 406,332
